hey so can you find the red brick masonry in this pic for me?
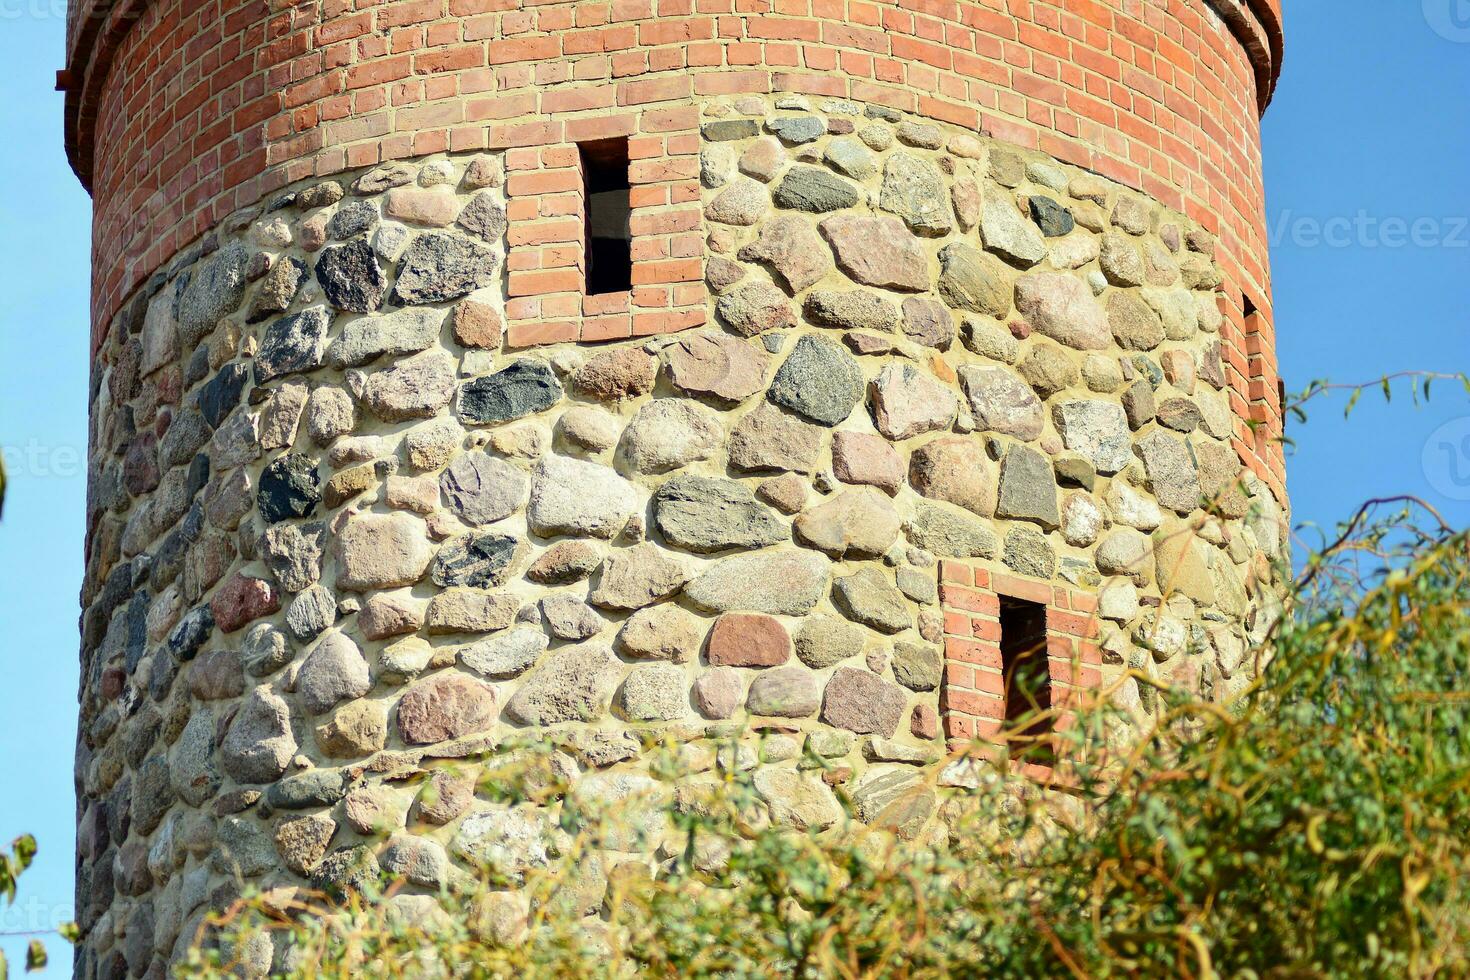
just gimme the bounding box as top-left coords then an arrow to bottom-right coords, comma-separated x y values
60,0 -> 1286,498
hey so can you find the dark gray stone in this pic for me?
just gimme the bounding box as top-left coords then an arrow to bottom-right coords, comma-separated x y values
327,201 -> 379,240
1029,196 -> 1075,237
767,116 -> 826,144
167,605 -> 214,662
773,166 -> 861,213
458,360 -> 563,425
431,532 -> 521,588
178,242 -> 251,347
257,454 -> 322,524
701,119 -> 760,141
317,240 -> 385,313
198,363 -> 250,429
255,308 -> 331,383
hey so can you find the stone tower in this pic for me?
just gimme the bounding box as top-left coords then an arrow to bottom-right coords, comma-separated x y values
63,1 -> 1287,974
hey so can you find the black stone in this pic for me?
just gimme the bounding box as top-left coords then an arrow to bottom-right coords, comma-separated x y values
431,532 -> 520,588
700,119 -> 760,141
1028,195 -> 1075,237
457,359 -> 563,425
326,200 -> 379,240
258,454 -> 322,523
167,605 -> 214,662
316,241 -> 385,314
392,232 -> 499,305
198,362 -> 250,429
184,345 -> 211,387
122,591 -> 151,673
185,453 -> 212,501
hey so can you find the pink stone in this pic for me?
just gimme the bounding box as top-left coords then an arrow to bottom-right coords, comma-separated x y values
210,574 -> 281,634
385,187 -> 461,227
831,431 -> 903,496
397,673 -> 497,745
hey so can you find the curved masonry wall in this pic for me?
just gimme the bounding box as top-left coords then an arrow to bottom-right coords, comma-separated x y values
76,97 -> 1288,977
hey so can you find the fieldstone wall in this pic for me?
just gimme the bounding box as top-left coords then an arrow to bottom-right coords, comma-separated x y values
76,95 -> 1287,977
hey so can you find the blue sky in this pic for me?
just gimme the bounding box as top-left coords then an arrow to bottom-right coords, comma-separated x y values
0,2 -> 1466,972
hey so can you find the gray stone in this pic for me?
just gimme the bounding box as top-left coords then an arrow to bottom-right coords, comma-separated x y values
249,254 -> 308,323
1029,196 -> 1075,237
360,348 -> 457,422
328,199 -> 380,238
804,290 -> 900,333
1157,397 -> 1202,433
457,192 -> 507,240
746,667 -> 820,718
460,628 -> 548,680
767,115 -> 825,143
832,567 -> 909,633
794,486 -> 901,558
298,632 -> 371,715
892,641 -> 941,691
452,807 -> 556,880
260,521 -> 326,592
959,365 -> 1043,440
849,766 -> 935,839
716,280 -> 796,336
685,549 -> 830,616
879,152 -> 952,236
900,296 -> 955,349
306,386 -> 356,446
528,454 -> 639,538
906,501 -> 997,558
793,615 -> 865,669
753,768 -> 842,830
458,359 -> 562,425
168,710 -> 220,806
220,687 -> 297,784
317,240 -> 386,312
1135,430 -> 1202,514
773,166 -> 861,213
821,667 -> 907,736
330,307 -> 441,368
620,663 -> 688,721
178,242 -> 251,347
768,334 -> 863,426
214,817 -> 276,877
504,645 -> 620,725
1099,232 -> 1145,286
1053,400 -> 1131,474
1015,273 -> 1111,350
392,232 -> 499,304
824,137 -> 878,179
996,443 -> 1060,529
541,595 -> 605,641
381,835 -> 448,888
1095,528 -> 1152,583
981,194 -> 1046,267
728,402 -> 824,472
1003,524 -> 1056,578
589,542 -> 692,610
653,475 -> 788,553
620,399 -> 724,474
440,451 -> 529,525
819,214 -> 928,292
286,583 -> 336,640
701,119 -> 760,141
256,307 -> 330,383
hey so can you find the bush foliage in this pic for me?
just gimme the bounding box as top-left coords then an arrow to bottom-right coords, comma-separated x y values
175,509 -> 1470,980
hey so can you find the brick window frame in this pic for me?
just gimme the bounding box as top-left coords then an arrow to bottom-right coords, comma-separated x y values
499,107 -> 707,348
938,561 -> 1103,778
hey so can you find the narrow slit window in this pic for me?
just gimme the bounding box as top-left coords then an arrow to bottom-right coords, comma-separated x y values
580,138 -> 632,296
999,597 -> 1053,763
